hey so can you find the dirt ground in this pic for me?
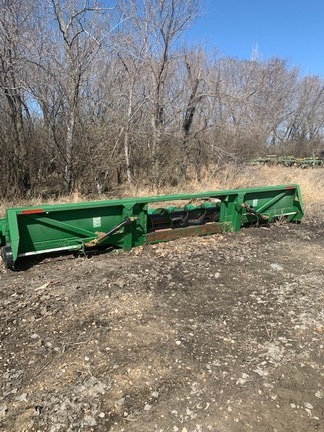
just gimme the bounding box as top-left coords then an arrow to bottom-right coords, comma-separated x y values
0,218 -> 324,431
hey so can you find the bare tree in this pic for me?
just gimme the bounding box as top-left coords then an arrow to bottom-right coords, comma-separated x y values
119,0 -> 203,185
0,0 -> 37,195
284,75 -> 324,153
49,0 -> 114,192
1,0 -> 324,199
178,49 -> 211,182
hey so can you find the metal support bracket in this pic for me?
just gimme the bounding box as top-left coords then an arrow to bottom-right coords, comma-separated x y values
85,216 -> 137,248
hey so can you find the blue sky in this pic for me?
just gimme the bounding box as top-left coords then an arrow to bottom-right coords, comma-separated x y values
185,0 -> 324,77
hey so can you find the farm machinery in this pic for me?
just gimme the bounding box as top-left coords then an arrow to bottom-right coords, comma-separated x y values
249,154 -> 324,167
0,185 -> 304,270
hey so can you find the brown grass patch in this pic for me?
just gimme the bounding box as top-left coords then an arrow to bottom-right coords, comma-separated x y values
1,165 -> 323,221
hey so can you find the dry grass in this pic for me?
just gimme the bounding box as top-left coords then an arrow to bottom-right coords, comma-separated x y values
119,165 -> 324,221
1,165 -> 323,221
0,190 -> 86,218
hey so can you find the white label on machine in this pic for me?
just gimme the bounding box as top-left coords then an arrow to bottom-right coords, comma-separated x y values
252,199 -> 258,207
93,217 -> 101,228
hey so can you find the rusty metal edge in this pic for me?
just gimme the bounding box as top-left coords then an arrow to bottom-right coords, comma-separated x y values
146,222 -> 224,244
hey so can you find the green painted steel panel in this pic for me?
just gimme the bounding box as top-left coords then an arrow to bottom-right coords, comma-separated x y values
0,217 -> 6,246
12,203 -> 147,257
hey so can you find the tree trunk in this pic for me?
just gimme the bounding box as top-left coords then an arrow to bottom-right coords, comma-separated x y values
179,74 -> 201,183
124,84 -> 134,184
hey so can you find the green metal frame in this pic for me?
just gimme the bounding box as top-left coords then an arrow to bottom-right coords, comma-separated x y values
0,184 -> 304,269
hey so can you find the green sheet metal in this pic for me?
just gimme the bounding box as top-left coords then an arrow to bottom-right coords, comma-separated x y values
0,184 -> 304,269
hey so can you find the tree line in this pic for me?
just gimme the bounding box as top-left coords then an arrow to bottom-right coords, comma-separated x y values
1,0 -> 324,198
